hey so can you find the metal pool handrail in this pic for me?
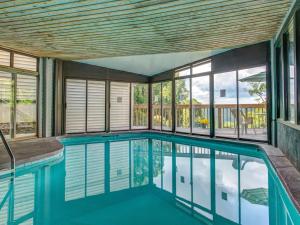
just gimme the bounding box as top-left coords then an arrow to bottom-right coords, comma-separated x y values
0,129 -> 15,170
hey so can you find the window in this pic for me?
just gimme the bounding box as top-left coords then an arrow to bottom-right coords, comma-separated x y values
65,79 -> 87,133
162,81 -> 172,130
0,50 -> 10,66
0,72 -> 12,137
0,51 -> 38,139
131,83 -> 148,129
214,67 -> 267,141
16,75 -> 37,138
152,83 -> 161,130
87,80 -> 106,132
65,79 -> 106,133
175,78 -> 190,133
0,73 -> 38,138
287,21 -> 296,123
192,61 -> 211,75
192,76 -> 210,135
175,67 -> 190,77
110,82 -> 130,131
214,71 -> 237,138
238,66 -> 267,141
14,54 -> 37,71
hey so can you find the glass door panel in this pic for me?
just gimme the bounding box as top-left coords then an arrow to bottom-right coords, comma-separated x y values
131,83 -> 148,129
110,82 -> 130,131
175,79 -> 190,133
152,83 -> 161,130
214,71 -> 237,138
65,79 -> 86,134
238,66 -> 267,140
0,72 -> 12,137
162,81 -> 172,131
16,75 -> 37,137
192,76 -> 210,135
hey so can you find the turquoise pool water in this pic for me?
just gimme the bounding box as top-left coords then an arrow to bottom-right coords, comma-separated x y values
0,133 -> 299,225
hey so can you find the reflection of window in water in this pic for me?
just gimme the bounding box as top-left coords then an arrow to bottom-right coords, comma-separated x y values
193,147 -> 211,210
131,139 -> 149,187
240,156 -> 269,225
176,144 -> 191,202
65,143 -> 105,201
14,174 -> 35,224
215,151 -> 239,223
110,141 -> 130,192
0,179 -> 10,225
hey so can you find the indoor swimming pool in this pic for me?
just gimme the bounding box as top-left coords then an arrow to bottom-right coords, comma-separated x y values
0,133 -> 299,225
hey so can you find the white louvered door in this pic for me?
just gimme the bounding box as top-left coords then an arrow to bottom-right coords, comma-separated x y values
87,80 -> 105,132
110,82 -> 130,131
65,79 -> 86,133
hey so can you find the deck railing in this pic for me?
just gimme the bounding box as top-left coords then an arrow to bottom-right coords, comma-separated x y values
147,103 -> 266,129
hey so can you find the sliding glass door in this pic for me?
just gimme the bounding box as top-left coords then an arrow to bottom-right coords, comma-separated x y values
214,67 -> 267,141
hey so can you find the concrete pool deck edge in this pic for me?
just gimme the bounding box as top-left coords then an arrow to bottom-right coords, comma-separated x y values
0,137 -> 64,173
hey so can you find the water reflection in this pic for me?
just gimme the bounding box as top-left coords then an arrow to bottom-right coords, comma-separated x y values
0,138 -> 298,225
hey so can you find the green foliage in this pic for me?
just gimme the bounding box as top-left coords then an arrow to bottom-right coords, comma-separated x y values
248,82 -> 266,103
134,84 -> 147,104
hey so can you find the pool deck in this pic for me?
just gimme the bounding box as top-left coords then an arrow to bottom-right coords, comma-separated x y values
0,137 -> 63,171
0,131 -> 299,213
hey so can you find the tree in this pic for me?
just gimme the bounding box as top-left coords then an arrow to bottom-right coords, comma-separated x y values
248,82 -> 266,103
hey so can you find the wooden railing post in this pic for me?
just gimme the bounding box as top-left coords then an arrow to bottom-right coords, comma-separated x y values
218,108 -> 222,128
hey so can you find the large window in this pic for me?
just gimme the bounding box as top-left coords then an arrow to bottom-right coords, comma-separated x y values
175,78 -> 190,133
192,76 -> 210,135
131,83 -> 148,129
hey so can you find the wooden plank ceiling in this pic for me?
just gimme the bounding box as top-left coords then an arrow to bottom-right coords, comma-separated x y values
0,0 -> 293,60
